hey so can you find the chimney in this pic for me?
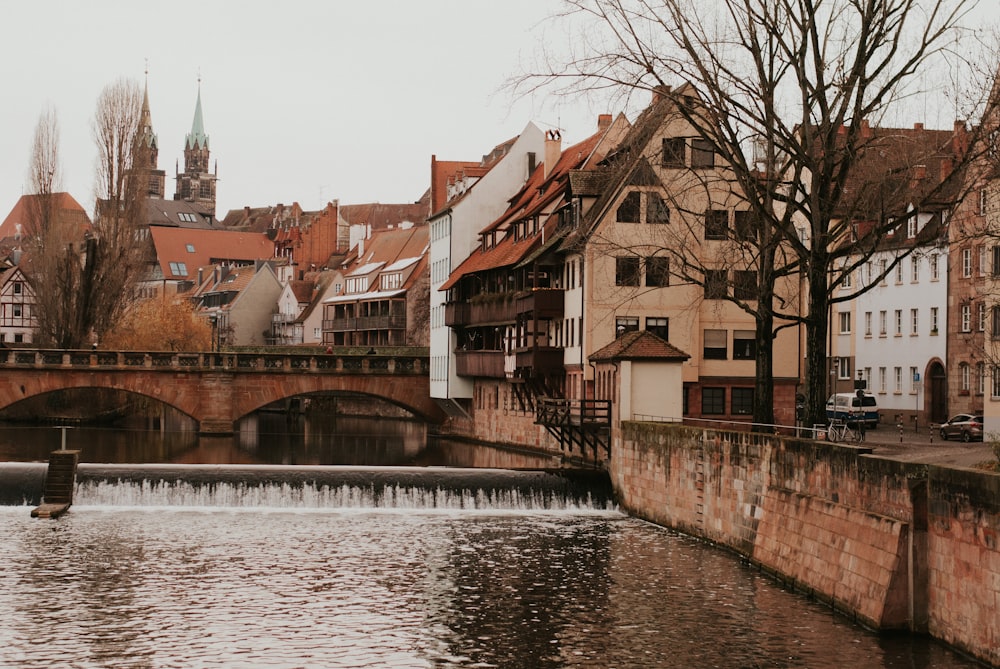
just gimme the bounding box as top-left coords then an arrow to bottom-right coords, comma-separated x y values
544,129 -> 562,178
860,119 -> 872,138
244,205 -> 251,218
651,85 -> 671,104
598,114 -> 612,132
940,156 -> 954,181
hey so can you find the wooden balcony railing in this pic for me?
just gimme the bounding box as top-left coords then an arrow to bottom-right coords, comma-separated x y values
454,349 -> 506,378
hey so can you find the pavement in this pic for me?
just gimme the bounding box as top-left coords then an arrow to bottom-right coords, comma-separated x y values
854,424 -> 997,470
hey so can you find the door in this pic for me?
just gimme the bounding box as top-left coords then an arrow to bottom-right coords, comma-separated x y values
928,362 -> 946,424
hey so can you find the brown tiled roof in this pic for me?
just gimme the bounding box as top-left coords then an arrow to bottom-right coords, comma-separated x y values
0,192 -> 92,241
340,201 -> 429,231
145,199 -> 217,228
589,330 -> 690,362
439,127 -> 614,291
429,135 -> 519,215
290,279 -> 315,304
150,226 -> 275,281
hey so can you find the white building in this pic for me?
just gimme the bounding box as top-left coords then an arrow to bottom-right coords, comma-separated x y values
852,227 -> 949,427
428,123 -> 546,414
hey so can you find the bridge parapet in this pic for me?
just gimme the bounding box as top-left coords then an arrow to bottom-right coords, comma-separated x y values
0,349 -> 425,375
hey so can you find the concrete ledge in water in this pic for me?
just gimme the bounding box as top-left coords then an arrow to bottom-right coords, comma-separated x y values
30,503 -> 71,519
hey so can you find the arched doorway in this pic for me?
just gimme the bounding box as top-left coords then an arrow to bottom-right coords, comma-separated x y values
927,361 -> 947,424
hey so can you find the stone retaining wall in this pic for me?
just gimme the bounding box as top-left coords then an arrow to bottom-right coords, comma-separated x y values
610,421 -> 999,667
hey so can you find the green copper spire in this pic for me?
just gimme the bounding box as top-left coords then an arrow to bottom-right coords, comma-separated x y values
186,78 -> 209,150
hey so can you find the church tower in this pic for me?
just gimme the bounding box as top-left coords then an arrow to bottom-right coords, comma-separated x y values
174,79 -> 218,216
139,71 -> 166,199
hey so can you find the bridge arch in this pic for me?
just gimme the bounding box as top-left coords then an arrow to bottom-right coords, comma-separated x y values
0,350 -> 444,434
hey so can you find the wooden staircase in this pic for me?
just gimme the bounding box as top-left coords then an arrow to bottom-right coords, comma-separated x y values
31,450 -> 80,519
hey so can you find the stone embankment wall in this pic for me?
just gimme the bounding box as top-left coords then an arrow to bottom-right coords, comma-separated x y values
609,422 -> 999,667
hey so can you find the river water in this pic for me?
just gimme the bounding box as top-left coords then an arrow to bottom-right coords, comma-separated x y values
0,415 -> 982,668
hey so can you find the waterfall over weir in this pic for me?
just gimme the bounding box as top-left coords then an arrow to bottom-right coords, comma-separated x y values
1,463 -> 616,511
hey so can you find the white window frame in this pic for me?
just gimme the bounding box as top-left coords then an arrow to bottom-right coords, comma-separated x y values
839,311 -> 851,334
930,254 -> 939,280
894,309 -> 902,336
864,311 -> 872,337
963,248 -> 972,277
931,307 -> 939,333
961,304 -> 972,332
911,308 -> 918,335
894,367 -> 902,393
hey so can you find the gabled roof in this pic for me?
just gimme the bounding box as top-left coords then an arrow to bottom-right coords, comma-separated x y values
340,200 -> 429,232
440,117 -> 629,291
146,198 -> 217,228
429,134 -> 520,217
150,226 -> 275,281
0,192 -> 91,242
589,330 -> 690,362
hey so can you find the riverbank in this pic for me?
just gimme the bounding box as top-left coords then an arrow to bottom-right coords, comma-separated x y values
609,421 -> 1000,668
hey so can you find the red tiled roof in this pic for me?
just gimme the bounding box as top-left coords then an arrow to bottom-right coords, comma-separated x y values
589,330 -> 690,362
150,226 -> 275,281
0,192 -> 91,241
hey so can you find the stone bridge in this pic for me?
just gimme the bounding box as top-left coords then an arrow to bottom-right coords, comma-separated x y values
0,349 -> 444,434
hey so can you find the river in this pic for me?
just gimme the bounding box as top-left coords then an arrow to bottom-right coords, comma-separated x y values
0,413 -> 982,668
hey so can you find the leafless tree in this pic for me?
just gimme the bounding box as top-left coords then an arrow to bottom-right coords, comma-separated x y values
88,77 -> 152,345
22,79 -> 151,349
517,0 -> 998,427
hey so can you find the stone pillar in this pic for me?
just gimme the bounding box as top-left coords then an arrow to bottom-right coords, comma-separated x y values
197,372 -> 236,435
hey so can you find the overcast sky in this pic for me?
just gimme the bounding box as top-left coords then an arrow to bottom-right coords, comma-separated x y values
3,2 -> 996,220
1,1 -> 617,217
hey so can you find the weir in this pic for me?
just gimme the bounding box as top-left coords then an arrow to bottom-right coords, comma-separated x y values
0,463 -> 616,512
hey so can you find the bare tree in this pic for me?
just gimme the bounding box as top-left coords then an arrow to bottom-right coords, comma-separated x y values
22,108 -> 90,348
22,79 -> 151,349
88,77 -> 152,345
518,0 -> 998,427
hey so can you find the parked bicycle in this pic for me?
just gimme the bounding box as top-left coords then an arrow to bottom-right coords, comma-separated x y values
827,415 -> 865,443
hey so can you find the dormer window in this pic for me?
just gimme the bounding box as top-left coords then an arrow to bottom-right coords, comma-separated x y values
381,273 -> 402,290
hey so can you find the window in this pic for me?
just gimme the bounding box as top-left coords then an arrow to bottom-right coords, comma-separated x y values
962,248 -> 972,277
662,137 -> 685,167
837,357 -> 851,380
168,261 -> 188,277
691,138 -> 715,168
381,273 -> 402,290
731,388 -> 754,415
704,209 -> 728,240
733,330 -> 755,360
864,311 -> 872,337
615,256 -> 640,286
12,304 -> 22,318
645,257 -> 670,287
646,317 -> 669,341
879,259 -> 888,285
616,191 -> 640,223
839,311 -> 851,334
931,307 -> 939,333
981,188 -> 988,216
702,387 -> 725,414
911,257 -> 919,282
930,254 -> 939,280
993,306 -> 1000,338
978,362 -> 986,395
878,367 -> 887,393
960,362 -> 970,392
12,282 -> 22,295
895,262 -> 904,284
879,310 -> 887,336
981,246 -> 989,276
894,309 -> 902,336
992,366 -> 1000,398
704,269 -> 727,299
911,308 -> 918,335
615,316 -> 639,337
993,246 -> 1000,277
894,367 -> 902,393
647,194 -> 670,224
910,367 -> 919,393
186,244 -> 196,253
841,262 -> 852,288
980,302 -> 988,332
703,329 -> 727,359
961,304 -> 971,332
733,270 -> 757,300
733,210 -> 756,241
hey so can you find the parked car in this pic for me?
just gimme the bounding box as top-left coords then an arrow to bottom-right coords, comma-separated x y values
826,392 -> 880,429
938,414 -> 983,442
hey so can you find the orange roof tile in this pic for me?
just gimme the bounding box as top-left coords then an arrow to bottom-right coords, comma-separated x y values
0,192 -> 91,241
150,226 -> 275,281
590,330 -> 690,361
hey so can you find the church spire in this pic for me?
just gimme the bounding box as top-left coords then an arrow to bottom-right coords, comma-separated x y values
140,62 -> 165,199
186,76 -> 209,151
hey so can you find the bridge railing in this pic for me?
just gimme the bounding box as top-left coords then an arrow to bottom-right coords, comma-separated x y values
0,349 -> 426,375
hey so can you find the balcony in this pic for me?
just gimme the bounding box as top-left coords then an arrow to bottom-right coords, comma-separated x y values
516,288 -> 564,320
454,349 -> 506,378
514,346 -> 564,376
445,296 -> 517,327
324,315 -> 405,332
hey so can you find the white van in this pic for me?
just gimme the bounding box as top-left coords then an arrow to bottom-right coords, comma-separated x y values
825,392 -> 880,429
